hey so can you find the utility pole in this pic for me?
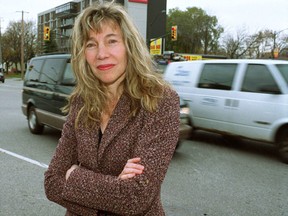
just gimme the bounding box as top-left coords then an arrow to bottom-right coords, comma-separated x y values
0,18 -> 3,71
16,10 -> 28,80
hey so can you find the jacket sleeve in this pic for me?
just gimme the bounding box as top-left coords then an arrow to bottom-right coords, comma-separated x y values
44,98 -> 99,215
58,89 -> 180,215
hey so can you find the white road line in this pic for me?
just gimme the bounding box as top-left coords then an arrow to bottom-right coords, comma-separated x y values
0,147 -> 48,169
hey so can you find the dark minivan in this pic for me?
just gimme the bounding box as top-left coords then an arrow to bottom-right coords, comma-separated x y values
22,54 -> 75,134
22,54 -> 192,143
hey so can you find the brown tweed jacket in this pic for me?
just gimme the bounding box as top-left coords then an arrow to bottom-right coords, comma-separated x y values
44,87 -> 180,216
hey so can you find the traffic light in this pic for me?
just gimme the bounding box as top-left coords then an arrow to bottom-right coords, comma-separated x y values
171,25 -> 177,41
43,26 -> 50,41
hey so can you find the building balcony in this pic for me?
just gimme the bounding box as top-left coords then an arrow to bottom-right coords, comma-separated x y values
55,2 -> 79,18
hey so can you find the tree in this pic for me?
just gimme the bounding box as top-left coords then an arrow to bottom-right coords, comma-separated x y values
166,7 -> 223,54
220,28 -> 288,59
165,6 -> 288,59
2,20 -> 37,72
25,21 -> 37,61
2,21 -> 22,72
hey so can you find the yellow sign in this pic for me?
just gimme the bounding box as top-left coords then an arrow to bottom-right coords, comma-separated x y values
150,38 -> 162,55
181,54 -> 202,61
273,48 -> 279,58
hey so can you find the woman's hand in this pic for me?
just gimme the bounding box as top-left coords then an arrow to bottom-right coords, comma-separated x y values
118,157 -> 144,180
65,164 -> 80,180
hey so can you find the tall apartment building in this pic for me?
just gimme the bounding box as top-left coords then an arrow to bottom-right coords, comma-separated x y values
37,0 -> 150,53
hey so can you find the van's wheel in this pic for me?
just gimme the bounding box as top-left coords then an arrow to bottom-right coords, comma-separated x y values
28,106 -> 44,134
277,127 -> 288,163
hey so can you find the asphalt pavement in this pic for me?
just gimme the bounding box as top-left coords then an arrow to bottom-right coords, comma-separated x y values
1,78 -> 288,216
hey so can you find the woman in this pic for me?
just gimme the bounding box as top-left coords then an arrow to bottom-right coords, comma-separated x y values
44,1 -> 180,215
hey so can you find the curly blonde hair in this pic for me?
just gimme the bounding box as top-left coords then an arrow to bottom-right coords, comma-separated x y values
65,1 -> 169,127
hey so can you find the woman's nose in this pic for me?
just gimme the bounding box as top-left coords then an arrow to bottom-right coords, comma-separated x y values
97,43 -> 109,60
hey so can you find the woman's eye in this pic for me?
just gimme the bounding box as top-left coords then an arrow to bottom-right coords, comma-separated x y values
86,43 -> 96,48
108,39 -> 117,44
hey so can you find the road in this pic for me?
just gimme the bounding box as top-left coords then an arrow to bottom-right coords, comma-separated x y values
0,79 -> 287,216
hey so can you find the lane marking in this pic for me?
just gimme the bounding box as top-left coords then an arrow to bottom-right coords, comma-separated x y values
0,147 -> 48,169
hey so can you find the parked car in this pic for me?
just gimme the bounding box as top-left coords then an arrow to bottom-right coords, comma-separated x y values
164,59 -> 288,163
22,54 -> 191,143
21,54 -> 74,134
0,72 -> 5,83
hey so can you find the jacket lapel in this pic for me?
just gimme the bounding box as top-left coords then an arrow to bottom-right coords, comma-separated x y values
97,94 -> 131,160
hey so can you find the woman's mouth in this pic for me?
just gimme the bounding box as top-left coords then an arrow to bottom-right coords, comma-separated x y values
97,64 -> 115,70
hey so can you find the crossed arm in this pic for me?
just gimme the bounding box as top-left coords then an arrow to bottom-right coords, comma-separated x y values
66,157 -> 144,180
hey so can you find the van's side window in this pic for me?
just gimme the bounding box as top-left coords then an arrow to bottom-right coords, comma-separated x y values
241,64 -> 280,94
39,59 -> 65,84
27,60 -> 44,81
276,64 -> 288,85
198,63 -> 237,90
62,62 -> 76,85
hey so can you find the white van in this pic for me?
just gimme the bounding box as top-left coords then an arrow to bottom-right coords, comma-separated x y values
164,59 -> 288,163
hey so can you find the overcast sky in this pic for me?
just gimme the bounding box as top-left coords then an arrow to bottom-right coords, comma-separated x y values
1,0 -> 288,35
167,0 -> 288,34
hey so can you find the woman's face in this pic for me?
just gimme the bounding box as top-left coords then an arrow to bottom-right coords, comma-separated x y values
85,22 -> 127,88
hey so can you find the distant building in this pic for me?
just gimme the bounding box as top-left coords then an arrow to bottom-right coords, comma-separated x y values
37,0 -> 150,53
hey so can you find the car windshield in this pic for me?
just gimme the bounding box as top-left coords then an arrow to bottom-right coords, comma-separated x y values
276,64 -> 288,85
